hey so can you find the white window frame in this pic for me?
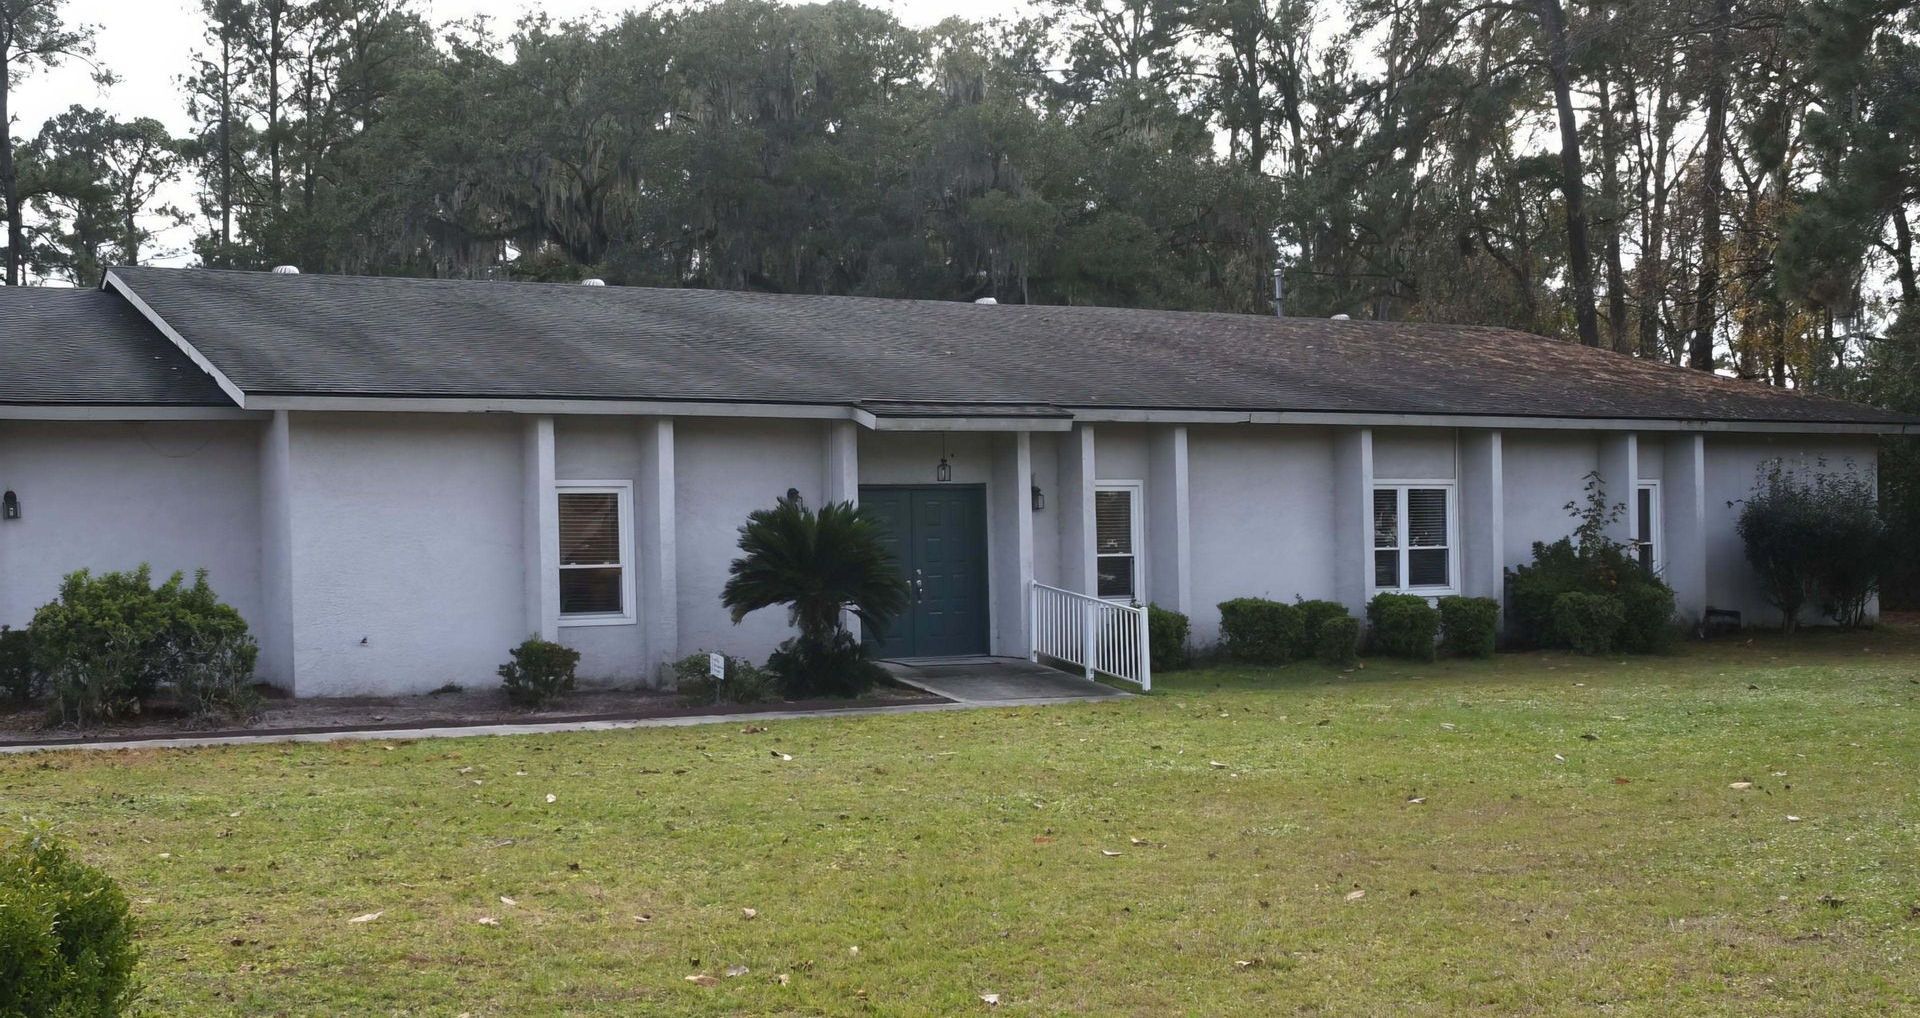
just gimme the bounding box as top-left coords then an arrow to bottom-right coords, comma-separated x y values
1634,479 -> 1662,576
556,480 -> 637,627
1094,480 -> 1146,603
1369,480 -> 1460,596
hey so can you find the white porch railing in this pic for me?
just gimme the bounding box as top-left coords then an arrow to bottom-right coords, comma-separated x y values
1030,582 -> 1151,691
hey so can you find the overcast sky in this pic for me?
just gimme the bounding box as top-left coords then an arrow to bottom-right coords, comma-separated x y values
14,1 -> 1030,268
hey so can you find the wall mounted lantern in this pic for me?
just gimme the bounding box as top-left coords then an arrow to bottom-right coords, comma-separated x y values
785,487 -> 802,505
1030,477 -> 1045,512
935,433 -> 952,482
1,491 -> 16,520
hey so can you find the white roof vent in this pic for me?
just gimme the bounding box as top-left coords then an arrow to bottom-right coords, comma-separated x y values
580,278 -> 607,286
1330,313 -> 1350,320
974,296 -> 998,305
271,265 -> 300,274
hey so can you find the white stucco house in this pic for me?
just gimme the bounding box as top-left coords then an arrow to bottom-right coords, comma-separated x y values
1,267 -> 1913,696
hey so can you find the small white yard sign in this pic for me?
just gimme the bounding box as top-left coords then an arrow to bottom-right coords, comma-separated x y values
709,653 -> 726,679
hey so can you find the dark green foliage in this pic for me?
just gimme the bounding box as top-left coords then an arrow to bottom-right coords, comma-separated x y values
1293,599 -> 1350,659
1508,474 -> 1678,653
0,626 -> 38,704
497,638 -> 581,708
1315,614 -> 1361,668
1146,604 -> 1190,673
29,566 -> 257,725
1618,584 -> 1678,653
766,632 -> 889,700
0,832 -> 139,1018
723,497 -> 908,699
1437,597 -> 1500,658
1552,593 -> 1626,655
673,653 -> 779,706
1366,594 -> 1438,661
1736,463 -> 1887,630
1216,598 -> 1302,664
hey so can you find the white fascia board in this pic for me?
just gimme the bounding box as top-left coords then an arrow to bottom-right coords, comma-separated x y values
238,394 -> 865,419
0,405 -> 268,421
102,270 -> 251,409
862,415 -> 1074,432
1063,407 -> 1916,436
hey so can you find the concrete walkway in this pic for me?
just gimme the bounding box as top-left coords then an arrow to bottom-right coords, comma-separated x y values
880,657 -> 1129,704
0,693 -> 1115,755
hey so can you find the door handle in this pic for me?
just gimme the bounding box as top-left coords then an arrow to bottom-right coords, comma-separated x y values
913,569 -> 925,603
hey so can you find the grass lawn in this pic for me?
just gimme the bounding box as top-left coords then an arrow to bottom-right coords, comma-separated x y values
7,626 -> 1920,1016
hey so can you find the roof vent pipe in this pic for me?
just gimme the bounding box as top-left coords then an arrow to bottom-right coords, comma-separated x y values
1330,313 -> 1351,321
271,265 -> 300,274
580,278 -> 607,286
974,296 -> 997,305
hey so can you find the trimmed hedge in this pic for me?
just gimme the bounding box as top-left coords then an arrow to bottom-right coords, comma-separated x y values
1293,599 -> 1350,659
1437,596 -> 1499,658
1552,592 -> 1626,655
1315,615 -> 1361,668
0,833 -> 139,1018
673,652 -> 779,705
1146,604 -> 1191,673
0,625 -> 37,704
1618,584 -> 1678,653
1217,598 -> 1302,664
1366,593 -> 1438,660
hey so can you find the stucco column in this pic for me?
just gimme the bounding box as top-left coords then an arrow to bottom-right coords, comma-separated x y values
1597,431 -> 1639,546
258,410 -> 296,690
1458,430 -> 1505,602
989,431 -> 1035,655
638,417 -> 679,681
1662,433 -> 1709,625
521,415 -> 559,642
1332,427 -> 1374,613
824,419 -> 859,505
1057,424 -> 1097,595
1147,424 -> 1191,614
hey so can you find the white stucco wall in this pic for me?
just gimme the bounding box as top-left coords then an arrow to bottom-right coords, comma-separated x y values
0,420 -> 264,635
674,417 -> 829,662
281,413 -> 526,696
1186,424 -> 1341,644
1501,432 -> 1601,568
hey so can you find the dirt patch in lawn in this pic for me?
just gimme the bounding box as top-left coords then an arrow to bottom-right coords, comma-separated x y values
0,681 -> 947,747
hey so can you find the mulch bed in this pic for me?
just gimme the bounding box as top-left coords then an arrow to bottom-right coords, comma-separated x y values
0,682 -> 948,748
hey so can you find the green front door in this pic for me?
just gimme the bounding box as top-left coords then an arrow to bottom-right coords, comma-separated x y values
861,485 -> 990,659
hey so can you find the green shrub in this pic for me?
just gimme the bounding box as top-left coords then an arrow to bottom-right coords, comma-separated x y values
31,566 -> 256,726
497,637 -> 581,707
1618,584 -> 1678,653
0,832 -> 139,1017
1293,599 -> 1350,658
1216,598 -> 1302,664
767,631 -> 888,699
0,625 -> 38,704
1146,604 -> 1190,673
1552,592 -> 1626,655
1315,614 -> 1361,668
1737,463 -> 1886,630
673,652 -> 780,705
1437,596 -> 1500,658
1366,593 -> 1438,660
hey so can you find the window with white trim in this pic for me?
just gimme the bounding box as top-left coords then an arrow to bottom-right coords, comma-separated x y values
557,481 -> 635,624
1095,482 -> 1144,601
1633,480 -> 1661,574
1371,483 -> 1456,593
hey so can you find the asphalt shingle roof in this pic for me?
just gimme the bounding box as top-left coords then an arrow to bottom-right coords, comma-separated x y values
0,286 -> 231,406
73,267 -> 1920,427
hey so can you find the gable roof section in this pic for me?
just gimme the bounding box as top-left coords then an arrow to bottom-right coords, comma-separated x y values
94,266 -> 1919,429
0,286 -> 233,407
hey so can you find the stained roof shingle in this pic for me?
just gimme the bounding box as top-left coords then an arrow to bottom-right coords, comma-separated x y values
0,286 -> 231,406
85,267 -> 1920,427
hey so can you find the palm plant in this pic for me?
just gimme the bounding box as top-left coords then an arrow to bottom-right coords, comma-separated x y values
722,497 -> 909,696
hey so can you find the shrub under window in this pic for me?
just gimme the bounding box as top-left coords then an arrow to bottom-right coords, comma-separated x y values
1146,604 -> 1190,673
498,637 -> 581,707
1366,593 -> 1438,660
1315,614 -> 1361,668
1507,473 -> 1677,653
1216,598 -> 1302,664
